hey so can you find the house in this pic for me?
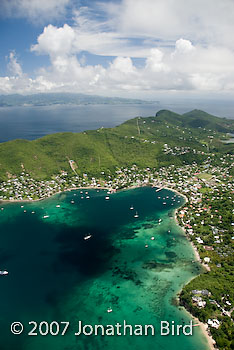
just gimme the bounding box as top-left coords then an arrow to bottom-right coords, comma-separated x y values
207,319 -> 220,329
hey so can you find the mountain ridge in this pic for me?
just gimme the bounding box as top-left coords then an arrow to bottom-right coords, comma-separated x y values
0,109 -> 233,181
0,93 -> 157,107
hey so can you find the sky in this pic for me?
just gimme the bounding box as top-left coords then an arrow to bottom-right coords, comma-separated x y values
1,0 -> 234,99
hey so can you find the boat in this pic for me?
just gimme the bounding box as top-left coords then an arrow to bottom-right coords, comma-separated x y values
130,206 -> 134,210
84,234 -> 92,240
155,188 -> 163,192
56,205 -> 60,208
43,215 -> 49,219
71,200 -> 75,204
86,196 -> 90,199
107,307 -> 113,313
105,196 -> 110,200
134,212 -> 139,218
0,271 -> 8,275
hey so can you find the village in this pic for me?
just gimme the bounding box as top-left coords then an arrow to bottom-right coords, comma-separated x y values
0,150 -> 233,344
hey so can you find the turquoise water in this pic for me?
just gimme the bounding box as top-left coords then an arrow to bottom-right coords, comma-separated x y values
0,187 -> 209,350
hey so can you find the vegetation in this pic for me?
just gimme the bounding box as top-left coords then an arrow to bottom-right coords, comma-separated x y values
0,109 -> 233,348
0,109 -> 233,181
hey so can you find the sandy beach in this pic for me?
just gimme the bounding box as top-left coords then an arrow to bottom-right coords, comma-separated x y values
168,186 -> 215,349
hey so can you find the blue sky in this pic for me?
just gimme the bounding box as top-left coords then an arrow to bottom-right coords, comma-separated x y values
1,0 -> 234,99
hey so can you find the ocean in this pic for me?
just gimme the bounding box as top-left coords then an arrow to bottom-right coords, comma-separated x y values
0,187 -> 209,350
0,101 -> 233,143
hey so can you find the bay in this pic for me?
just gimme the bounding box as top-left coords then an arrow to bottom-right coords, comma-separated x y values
0,187 -> 209,350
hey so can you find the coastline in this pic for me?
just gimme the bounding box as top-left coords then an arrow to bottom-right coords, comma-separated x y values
170,189 -> 215,350
0,183 -> 215,349
0,185 -> 111,204
194,317 -> 216,350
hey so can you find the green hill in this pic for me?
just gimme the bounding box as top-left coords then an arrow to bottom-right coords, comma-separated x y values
0,109 -> 233,181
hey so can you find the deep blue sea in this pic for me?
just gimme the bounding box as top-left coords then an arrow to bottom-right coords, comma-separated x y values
0,100 -> 233,143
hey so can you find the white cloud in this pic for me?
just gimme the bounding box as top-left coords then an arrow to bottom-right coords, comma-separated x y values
109,57 -> 136,74
105,0 -> 234,49
0,0 -> 70,21
146,48 -> 170,72
174,39 -> 195,54
31,21 -> 151,59
31,24 -> 76,58
2,38 -> 234,97
7,52 -> 23,77
2,0 -> 234,97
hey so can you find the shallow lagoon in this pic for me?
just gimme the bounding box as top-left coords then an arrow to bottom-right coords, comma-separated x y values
0,187 -> 209,349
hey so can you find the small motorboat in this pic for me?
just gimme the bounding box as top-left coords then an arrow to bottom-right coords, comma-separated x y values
0,271 -> 8,275
84,234 -> 92,241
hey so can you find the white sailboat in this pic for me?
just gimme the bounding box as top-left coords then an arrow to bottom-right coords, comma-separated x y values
84,234 -> 92,240
0,270 -> 8,275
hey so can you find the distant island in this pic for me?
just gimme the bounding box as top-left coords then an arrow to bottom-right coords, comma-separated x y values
0,109 -> 233,349
0,93 -> 158,107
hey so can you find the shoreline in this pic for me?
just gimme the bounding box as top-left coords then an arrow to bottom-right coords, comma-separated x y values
170,189 -> 215,349
0,183 -> 215,349
0,185 -> 112,204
